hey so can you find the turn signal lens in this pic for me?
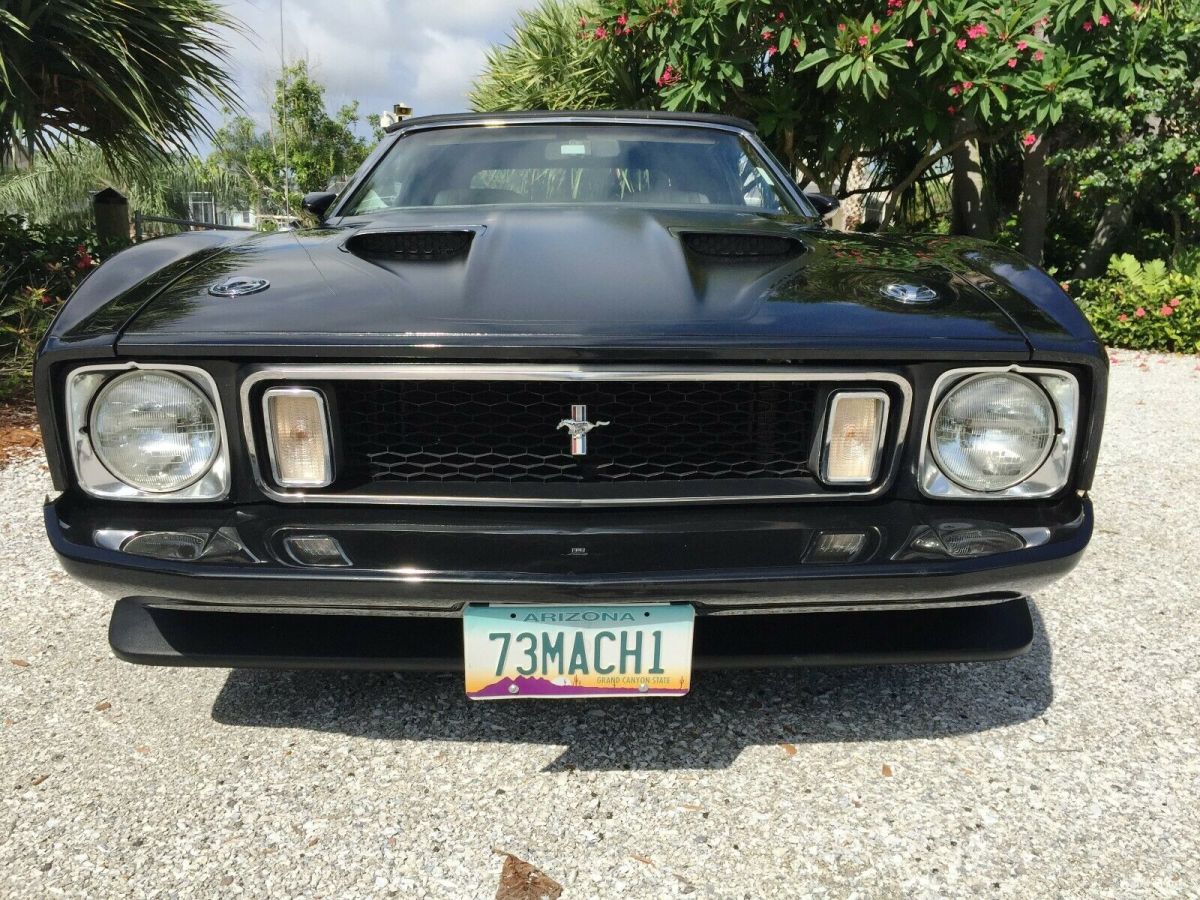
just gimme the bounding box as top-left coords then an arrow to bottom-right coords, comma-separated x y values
822,392 -> 888,484
264,388 -> 333,487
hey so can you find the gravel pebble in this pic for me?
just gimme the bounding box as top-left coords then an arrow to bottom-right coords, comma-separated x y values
1,349 -> 1198,898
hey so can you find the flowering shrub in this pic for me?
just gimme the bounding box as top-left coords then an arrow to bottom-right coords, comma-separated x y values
1071,254 -> 1200,353
0,215 -> 116,397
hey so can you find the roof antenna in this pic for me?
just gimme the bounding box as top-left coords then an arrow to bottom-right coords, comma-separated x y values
279,0 -> 289,219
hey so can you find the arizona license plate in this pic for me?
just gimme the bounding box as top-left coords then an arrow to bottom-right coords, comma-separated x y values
463,604 -> 695,699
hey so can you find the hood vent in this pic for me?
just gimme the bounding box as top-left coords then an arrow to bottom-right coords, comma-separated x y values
344,229 -> 474,261
682,232 -> 804,260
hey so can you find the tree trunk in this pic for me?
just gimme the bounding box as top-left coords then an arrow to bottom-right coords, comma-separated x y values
837,157 -> 871,231
1073,202 -> 1131,279
950,116 -> 990,238
1018,133 -> 1049,265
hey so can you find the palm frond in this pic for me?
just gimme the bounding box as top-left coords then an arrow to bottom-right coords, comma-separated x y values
469,1 -> 622,112
0,143 -> 245,229
0,0 -> 242,175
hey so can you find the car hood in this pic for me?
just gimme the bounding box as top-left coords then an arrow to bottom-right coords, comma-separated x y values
115,206 -> 1034,357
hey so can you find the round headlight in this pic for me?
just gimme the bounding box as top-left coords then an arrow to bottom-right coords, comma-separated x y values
931,374 -> 1055,492
90,371 -> 220,493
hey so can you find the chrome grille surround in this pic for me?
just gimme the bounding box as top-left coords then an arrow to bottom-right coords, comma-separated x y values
240,365 -> 913,507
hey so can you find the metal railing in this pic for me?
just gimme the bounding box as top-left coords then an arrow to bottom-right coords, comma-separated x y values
133,212 -> 255,242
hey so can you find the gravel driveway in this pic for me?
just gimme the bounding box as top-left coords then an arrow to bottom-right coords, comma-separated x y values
2,351 -> 1198,899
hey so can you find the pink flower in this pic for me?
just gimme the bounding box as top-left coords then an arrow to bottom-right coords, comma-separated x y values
762,28 -> 773,40
1083,19 -> 1093,31
594,26 -> 607,39
871,23 -> 880,34
1008,57 -> 1018,67
1017,40 -> 1028,50
1170,296 -> 1182,307
616,14 -> 627,25
966,23 -> 989,39
837,22 -> 846,32
791,37 -> 800,48
955,38 -> 967,50
858,34 -> 869,46
1034,50 -> 1044,61
1118,314 -> 1128,322
949,85 -> 961,95
766,45 -> 778,57
906,38 -> 914,47
1134,307 -> 1146,318
1193,164 -> 1200,175
1098,14 -> 1110,25
775,10 -> 785,21
1022,133 -> 1037,147
1159,304 -> 1174,316
962,80 -> 973,90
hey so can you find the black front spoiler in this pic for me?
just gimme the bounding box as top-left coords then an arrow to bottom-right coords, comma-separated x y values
109,596 -> 1034,670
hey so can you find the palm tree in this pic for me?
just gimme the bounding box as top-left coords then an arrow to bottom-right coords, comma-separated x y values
0,0 -> 240,173
0,143 -> 246,231
469,1 -> 636,113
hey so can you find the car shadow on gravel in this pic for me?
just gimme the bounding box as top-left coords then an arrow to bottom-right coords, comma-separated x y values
210,603 -> 1052,771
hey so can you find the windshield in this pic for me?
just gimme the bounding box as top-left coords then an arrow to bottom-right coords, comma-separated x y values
343,123 -> 804,216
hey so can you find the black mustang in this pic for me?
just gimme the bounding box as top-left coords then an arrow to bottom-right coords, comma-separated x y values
36,111 -> 1105,698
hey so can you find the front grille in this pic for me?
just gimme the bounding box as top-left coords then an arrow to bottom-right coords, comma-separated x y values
334,380 -> 817,484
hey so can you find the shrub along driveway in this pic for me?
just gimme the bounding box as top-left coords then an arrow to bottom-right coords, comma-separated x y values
0,351 -> 1197,898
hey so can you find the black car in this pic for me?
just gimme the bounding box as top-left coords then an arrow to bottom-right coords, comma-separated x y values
36,111 -> 1105,698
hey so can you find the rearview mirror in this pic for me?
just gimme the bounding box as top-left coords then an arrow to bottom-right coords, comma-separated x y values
302,191 -> 338,220
804,192 -> 840,218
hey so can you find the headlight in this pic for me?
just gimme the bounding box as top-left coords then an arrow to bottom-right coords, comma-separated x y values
90,371 -> 220,492
920,368 -> 1078,499
67,365 -> 230,500
931,374 -> 1054,491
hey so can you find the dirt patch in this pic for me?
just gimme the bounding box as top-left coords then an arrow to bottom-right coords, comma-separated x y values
0,401 -> 41,466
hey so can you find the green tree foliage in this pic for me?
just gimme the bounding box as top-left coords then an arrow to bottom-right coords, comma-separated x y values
473,0 -> 1200,270
470,1 -> 633,110
0,143 -> 241,231
207,61 -> 376,217
0,0 -> 239,172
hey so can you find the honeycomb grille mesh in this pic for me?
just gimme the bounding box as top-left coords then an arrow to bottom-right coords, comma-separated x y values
333,380 -> 817,484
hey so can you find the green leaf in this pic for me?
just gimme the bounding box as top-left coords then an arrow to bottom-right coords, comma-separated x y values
795,48 -> 833,72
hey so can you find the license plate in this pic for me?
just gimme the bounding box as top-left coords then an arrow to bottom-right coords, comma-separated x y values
463,604 -> 695,699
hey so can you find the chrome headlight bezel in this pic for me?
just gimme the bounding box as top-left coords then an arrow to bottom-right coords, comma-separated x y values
918,366 -> 1079,500
66,364 -> 231,501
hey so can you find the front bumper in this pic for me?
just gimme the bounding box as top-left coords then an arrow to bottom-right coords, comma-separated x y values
47,493 -> 1090,667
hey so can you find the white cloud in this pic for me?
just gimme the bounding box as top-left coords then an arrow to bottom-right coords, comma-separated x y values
208,0 -> 527,142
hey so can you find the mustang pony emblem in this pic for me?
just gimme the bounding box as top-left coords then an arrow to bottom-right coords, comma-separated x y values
557,404 -> 610,456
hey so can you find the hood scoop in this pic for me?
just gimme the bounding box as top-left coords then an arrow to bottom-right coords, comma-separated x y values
344,228 -> 475,261
682,231 -> 805,260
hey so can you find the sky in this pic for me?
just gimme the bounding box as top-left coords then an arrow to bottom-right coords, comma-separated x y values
208,0 -> 529,144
